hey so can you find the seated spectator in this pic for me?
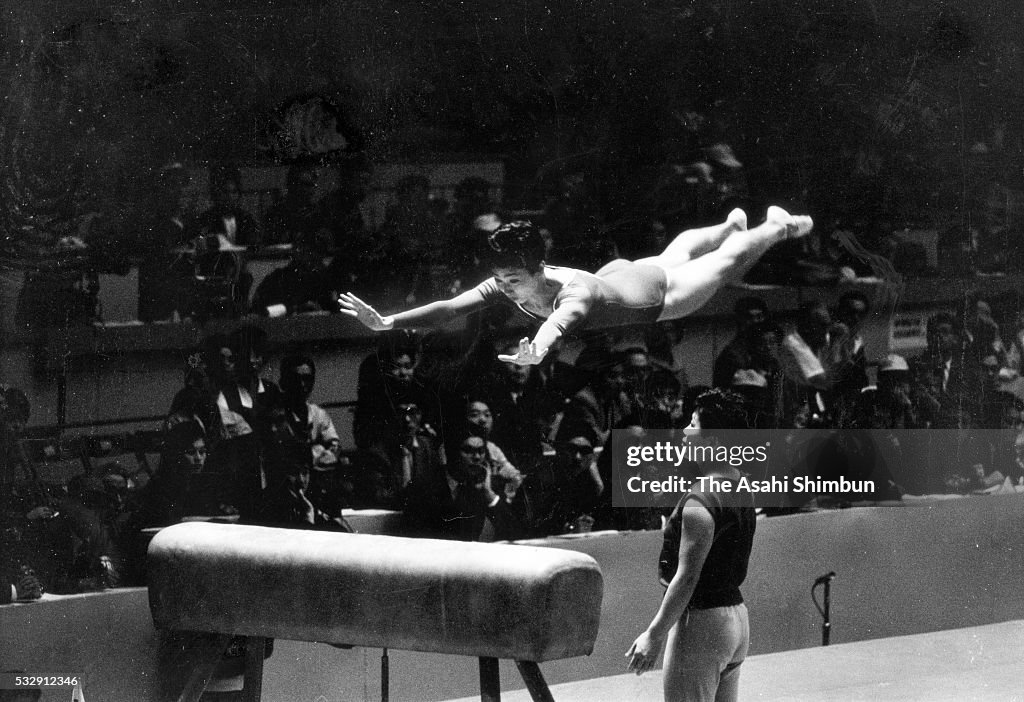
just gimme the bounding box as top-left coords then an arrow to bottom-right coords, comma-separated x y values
319,159 -> 371,250
378,174 -> 448,303
1004,309 -> 1024,375
621,345 -> 654,408
1,388 -> 32,480
1,390 -> 73,593
136,162 -> 196,322
978,354 -> 1006,427
401,432 -> 526,542
195,166 -> 261,247
831,291 -> 872,394
470,339 -> 552,469
562,348 -> 634,447
192,166 -> 260,313
876,354 -> 922,428
321,161 -> 382,296
908,360 -> 945,428
264,162 -> 328,245
257,427 -> 351,532
357,402 -> 444,509
165,343 -> 219,435
965,298 -> 1004,363
994,391 -> 1024,431
445,176 -> 502,278
644,368 -> 689,429
712,296 -> 769,390
1012,430 -> 1024,484
913,312 -> 980,427
541,170 -> 602,268
0,566 -> 43,604
353,331 -> 448,451
278,355 -> 341,469
57,467 -> 137,590
772,300 -> 867,427
463,399 -> 523,501
142,422 -> 238,526
251,233 -> 339,317
207,326 -> 282,518
522,429 -> 604,537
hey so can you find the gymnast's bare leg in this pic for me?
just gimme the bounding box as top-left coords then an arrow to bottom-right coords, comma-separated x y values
635,208 -> 749,270
655,206 -> 813,321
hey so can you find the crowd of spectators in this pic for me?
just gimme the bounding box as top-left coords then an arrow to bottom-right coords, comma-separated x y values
4,283 -> 1024,598
4,142 -> 1024,600
29,133 -> 1024,331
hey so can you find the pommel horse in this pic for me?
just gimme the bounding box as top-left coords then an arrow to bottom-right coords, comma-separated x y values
148,522 -> 604,701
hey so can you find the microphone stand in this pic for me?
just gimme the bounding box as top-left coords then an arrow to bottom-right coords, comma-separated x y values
812,572 -> 836,646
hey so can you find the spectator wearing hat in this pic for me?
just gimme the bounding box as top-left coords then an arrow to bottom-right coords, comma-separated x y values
876,354 -> 922,429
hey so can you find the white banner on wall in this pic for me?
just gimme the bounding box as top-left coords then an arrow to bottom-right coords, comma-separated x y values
889,312 -> 929,353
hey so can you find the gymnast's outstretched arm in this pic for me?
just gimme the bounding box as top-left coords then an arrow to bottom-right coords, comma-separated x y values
497,294 -> 591,366
338,283 -> 497,331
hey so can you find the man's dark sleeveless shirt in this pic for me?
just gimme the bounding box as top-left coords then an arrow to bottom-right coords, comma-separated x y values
658,480 -> 757,609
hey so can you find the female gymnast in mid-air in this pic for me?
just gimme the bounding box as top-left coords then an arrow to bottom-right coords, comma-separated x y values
338,207 -> 812,365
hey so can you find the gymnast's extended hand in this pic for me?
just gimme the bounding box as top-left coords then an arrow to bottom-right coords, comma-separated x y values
497,337 -> 549,366
338,292 -> 394,331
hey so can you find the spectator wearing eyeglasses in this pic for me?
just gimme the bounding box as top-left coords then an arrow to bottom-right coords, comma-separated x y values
401,433 -> 526,541
522,428 -> 604,537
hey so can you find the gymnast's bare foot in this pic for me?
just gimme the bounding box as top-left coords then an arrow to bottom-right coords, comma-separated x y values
766,205 -> 813,239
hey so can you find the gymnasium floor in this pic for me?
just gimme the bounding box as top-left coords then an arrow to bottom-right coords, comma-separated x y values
445,620 -> 1024,702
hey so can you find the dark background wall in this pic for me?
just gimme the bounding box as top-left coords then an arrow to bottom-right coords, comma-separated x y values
3,0 -> 1024,253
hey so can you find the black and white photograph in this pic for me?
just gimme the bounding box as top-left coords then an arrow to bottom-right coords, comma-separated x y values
2,0 -> 1024,700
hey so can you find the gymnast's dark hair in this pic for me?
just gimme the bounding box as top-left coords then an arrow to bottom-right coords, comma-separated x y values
693,388 -> 750,430
479,220 -> 546,271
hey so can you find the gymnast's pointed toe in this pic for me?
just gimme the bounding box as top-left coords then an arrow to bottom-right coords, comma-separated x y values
766,206 -> 813,239
789,215 -> 814,238
727,208 -> 748,231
